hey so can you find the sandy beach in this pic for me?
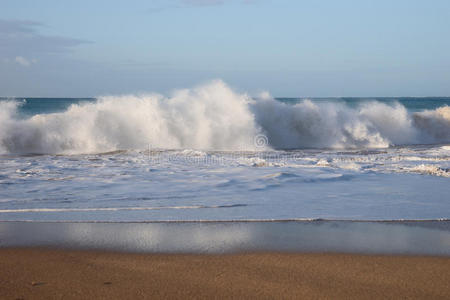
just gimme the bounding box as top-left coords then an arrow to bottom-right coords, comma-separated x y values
1,222 -> 449,299
1,248 -> 449,299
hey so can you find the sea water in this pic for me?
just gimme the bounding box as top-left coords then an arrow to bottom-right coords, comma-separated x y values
1,80 -> 449,221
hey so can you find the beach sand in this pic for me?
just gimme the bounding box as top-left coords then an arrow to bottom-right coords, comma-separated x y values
1,248 -> 449,299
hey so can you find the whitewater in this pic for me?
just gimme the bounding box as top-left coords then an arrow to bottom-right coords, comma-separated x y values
0,80 -> 449,221
1,80 -> 450,154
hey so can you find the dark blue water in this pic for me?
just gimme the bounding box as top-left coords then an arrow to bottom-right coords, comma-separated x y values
0,98 -> 94,116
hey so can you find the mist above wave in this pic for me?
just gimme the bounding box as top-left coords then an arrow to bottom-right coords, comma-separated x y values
1,80 -> 449,154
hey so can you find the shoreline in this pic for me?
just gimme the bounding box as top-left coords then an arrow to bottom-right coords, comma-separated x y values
1,218 -> 449,222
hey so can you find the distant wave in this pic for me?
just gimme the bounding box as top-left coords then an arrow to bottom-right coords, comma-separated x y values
1,80 -> 450,154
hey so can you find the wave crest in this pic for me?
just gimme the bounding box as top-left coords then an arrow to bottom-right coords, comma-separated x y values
1,80 -> 449,154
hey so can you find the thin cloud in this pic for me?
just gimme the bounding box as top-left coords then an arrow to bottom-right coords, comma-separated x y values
14,56 -> 37,67
182,0 -> 259,6
0,19 -> 90,59
182,0 -> 226,6
148,0 -> 259,13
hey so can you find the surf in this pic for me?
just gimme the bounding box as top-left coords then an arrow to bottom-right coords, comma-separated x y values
1,80 -> 449,154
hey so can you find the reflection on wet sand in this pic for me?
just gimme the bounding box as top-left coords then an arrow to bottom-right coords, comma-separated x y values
1,221 -> 449,255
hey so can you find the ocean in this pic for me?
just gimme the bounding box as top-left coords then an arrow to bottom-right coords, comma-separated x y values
1,81 -> 449,222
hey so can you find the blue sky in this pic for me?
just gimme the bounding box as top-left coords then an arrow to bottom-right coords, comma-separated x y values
1,0 -> 450,97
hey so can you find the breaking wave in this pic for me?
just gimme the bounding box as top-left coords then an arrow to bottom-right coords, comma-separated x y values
1,80 -> 450,154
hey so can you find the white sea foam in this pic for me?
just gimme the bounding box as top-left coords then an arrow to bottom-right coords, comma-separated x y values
1,145 -> 449,222
404,164 -> 450,177
1,80 -> 450,154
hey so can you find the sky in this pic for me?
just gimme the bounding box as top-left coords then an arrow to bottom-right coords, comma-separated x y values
1,0 -> 450,97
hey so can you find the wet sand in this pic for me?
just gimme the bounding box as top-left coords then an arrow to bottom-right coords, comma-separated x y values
1,221 -> 450,299
2,221 -> 450,255
1,248 -> 449,299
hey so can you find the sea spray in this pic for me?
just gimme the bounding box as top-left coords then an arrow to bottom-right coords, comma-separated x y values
0,81 -> 259,154
1,80 -> 450,154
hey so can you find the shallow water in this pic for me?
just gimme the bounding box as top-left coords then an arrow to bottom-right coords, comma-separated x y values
1,146 -> 449,221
